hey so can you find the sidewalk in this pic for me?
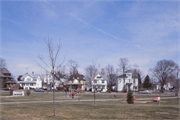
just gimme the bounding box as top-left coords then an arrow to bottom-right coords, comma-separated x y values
0,97 -> 179,105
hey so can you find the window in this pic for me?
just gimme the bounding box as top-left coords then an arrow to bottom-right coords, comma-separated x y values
98,86 -> 100,89
94,80 -> 97,83
97,77 -> 101,78
30,83 -> 33,86
102,80 -> 104,83
129,79 -> 130,82
27,78 -> 31,81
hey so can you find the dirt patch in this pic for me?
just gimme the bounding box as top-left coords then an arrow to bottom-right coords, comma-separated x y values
156,112 -> 170,114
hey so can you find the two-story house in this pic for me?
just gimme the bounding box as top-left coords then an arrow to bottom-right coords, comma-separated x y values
43,73 -> 67,90
19,72 -> 42,89
0,68 -> 13,88
91,74 -> 107,92
67,73 -> 85,91
115,70 -> 138,92
155,82 -> 173,90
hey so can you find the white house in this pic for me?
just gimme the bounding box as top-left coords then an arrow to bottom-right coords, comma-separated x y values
20,72 -> 42,89
155,82 -> 173,90
43,73 -> 67,90
91,74 -> 107,92
115,70 -> 138,92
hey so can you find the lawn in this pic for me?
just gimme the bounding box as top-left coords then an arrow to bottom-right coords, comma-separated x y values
0,98 -> 179,119
1,91 -> 175,103
0,91 -> 179,119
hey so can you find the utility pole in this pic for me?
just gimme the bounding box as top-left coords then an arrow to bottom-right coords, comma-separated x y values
46,71 -> 48,94
177,72 -> 179,91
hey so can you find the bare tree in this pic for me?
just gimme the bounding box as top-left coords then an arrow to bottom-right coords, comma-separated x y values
0,58 -> 7,68
85,65 -> 98,88
100,68 -> 106,75
91,59 -> 98,106
35,37 -> 65,117
118,58 -> 129,91
131,64 -> 143,90
106,64 -> 117,93
149,59 -> 179,93
68,59 -> 79,76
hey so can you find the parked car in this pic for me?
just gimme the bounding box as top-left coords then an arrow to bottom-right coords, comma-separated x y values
170,89 -> 174,92
71,89 -> 77,92
138,90 -> 152,94
34,89 -> 45,92
3,88 -> 11,91
159,89 -> 165,92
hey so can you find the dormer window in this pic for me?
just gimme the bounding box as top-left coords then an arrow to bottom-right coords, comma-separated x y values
97,77 -> 101,78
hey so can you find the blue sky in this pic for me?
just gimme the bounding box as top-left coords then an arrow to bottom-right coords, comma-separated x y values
1,0 -> 180,79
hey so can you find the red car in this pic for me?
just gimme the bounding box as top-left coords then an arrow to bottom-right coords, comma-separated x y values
152,96 -> 160,102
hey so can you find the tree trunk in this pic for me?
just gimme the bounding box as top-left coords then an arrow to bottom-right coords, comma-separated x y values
53,89 -> 56,116
94,86 -> 96,106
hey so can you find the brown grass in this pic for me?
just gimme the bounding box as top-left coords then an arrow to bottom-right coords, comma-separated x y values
1,98 -> 179,119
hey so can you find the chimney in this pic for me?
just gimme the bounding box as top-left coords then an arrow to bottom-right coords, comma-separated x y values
32,72 -> 34,74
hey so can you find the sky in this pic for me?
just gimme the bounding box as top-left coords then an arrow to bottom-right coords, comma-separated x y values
1,0 -> 180,80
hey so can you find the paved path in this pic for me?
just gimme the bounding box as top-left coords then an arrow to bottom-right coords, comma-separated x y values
0,97 -> 179,105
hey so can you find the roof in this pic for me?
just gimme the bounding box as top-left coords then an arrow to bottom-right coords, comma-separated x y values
68,73 -> 85,81
20,81 -> 36,84
0,72 -> 5,77
1,68 -> 11,74
94,73 -> 107,80
21,73 -> 41,81
117,74 -> 127,78
125,70 -> 132,73
0,68 -> 13,78
5,80 -> 17,84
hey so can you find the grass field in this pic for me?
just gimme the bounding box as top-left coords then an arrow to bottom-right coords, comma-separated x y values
0,91 -> 179,119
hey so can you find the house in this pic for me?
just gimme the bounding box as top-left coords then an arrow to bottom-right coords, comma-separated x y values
19,72 -> 42,89
155,82 -> 173,90
115,70 -> 138,92
5,80 -> 19,89
91,73 -> 107,92
43,73 -> 67,90
67,73 -> 86,91
17,75 -> 23,83
0,68 -> 14,88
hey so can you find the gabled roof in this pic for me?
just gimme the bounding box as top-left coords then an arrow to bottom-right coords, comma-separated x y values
94,73 -> 107,80
21,73 -> 41,81
117,74 -> 127,78
68,73 -> 85,81
0,68 -> 13,78
1,68 -> 11,74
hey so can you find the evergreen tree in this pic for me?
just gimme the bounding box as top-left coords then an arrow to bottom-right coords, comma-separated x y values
138,73 -> 141,88
127,90 -> 134,104
143,75 -> 152,89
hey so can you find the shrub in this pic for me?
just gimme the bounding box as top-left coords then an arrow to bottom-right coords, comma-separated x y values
127,90 -> 134,104
10,89 -> 13,95
26,90 -> 31,96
